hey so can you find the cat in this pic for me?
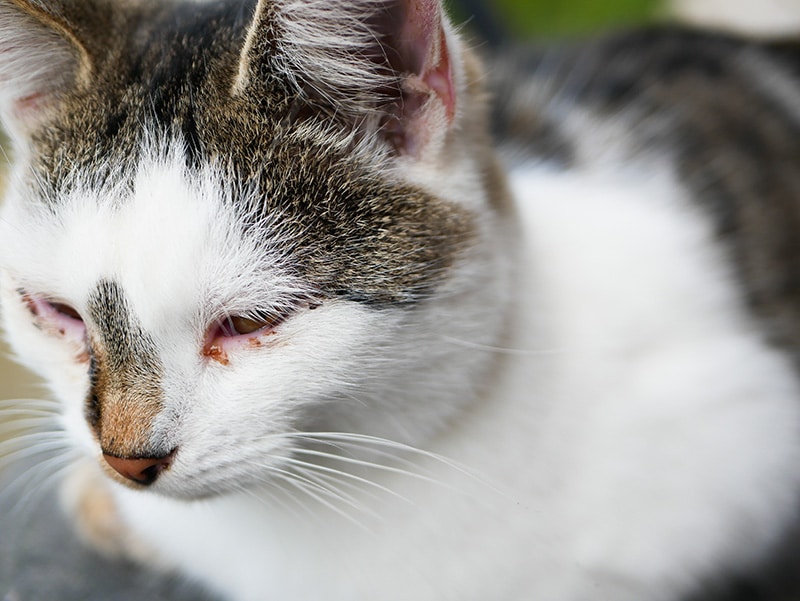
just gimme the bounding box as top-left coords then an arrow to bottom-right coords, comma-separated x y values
3,0 -> 800,600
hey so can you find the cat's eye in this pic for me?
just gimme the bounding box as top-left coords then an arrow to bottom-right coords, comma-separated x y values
203,310 -> 289,364
47,301 -> 83,322
218,315 -> 279,337
203,303 -> 310,364
212,309 -> 290,341
19,290 -> 86,343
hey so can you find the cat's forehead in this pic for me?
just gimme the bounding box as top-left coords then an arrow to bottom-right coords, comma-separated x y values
4,152 -> 268,318
28,0 -> 269,189
7,0 -> 477,308
24,0 -> 387,193
7,142 -> 473,315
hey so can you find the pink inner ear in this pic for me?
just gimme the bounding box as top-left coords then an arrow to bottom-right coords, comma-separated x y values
399,0 -> 456,121
10,91 -> 50,127
15,92 -> 47,112
383,0 -> 457,157
422,26 -> 455,121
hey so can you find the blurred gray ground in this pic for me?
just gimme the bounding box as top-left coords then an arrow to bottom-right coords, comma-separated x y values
0,463 -> 219,601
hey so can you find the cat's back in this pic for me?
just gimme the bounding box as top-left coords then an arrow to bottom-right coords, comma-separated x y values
485,27 -> 800,601
492,27 -> 800,357
491,27 -> 800,162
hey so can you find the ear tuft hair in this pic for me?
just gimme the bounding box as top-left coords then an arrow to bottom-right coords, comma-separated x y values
0,0 -> 108,136
235,0 -> 459,159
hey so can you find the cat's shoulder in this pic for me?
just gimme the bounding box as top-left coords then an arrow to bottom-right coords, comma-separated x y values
493,26 -> 800,362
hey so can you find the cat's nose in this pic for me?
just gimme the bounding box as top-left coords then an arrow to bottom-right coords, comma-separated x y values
103,450 -> 176,485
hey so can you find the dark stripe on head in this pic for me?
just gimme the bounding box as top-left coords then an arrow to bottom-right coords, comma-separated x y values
85,280 -> 165,458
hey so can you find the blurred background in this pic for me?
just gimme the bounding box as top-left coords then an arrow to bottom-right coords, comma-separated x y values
449,0 -> 659,39
0,161 -> 39,402
0,0 -> 662,402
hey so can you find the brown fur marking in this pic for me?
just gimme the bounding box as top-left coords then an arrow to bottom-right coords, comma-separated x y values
86,280 -> 165,459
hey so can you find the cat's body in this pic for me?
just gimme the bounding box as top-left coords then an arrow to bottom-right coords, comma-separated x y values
3,1 -> 800,600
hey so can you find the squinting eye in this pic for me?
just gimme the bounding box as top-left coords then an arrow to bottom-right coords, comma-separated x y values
18,290 -> 87,341
220,315 -> 272,336
216,311 -> 287,338
48,301 -> 83,322
203,304 -> 311,363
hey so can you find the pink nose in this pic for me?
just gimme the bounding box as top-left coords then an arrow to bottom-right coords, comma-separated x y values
103,450 -> 176,485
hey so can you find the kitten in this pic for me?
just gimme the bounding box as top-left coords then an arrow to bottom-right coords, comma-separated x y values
2,0 -> 800,600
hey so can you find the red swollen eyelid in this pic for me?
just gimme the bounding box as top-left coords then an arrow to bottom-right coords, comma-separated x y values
202,310 -> 293,365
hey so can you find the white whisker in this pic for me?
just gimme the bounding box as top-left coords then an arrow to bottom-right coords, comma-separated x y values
288,466 -> 385,521
294,432 -> 486,481
1,452 -> 76,518
272,470 -> 373,533
0,399 -> 59,412
243,480 -> 311,523
282,454 -> 413,504
441,335 -> 565,357
304,437 -> 443,477
267,471 -> 333,526
299,464 -> 387,504
0,439 -> 70,469
0,418 -> 57,434
266,462 -> 355,506
0,430 -> 68,450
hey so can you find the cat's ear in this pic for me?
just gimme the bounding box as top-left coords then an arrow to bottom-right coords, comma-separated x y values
234,0 -> 459,160
0,0 -> 104,137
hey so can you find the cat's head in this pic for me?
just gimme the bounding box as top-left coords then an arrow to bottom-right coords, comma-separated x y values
0,0 -> 513,499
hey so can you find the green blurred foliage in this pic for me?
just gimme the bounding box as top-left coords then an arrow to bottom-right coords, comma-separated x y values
451,0 -> 663,37
500,0 -> 660,34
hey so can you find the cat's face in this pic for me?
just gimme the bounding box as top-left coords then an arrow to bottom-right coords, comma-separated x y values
0,0 -> 512,498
